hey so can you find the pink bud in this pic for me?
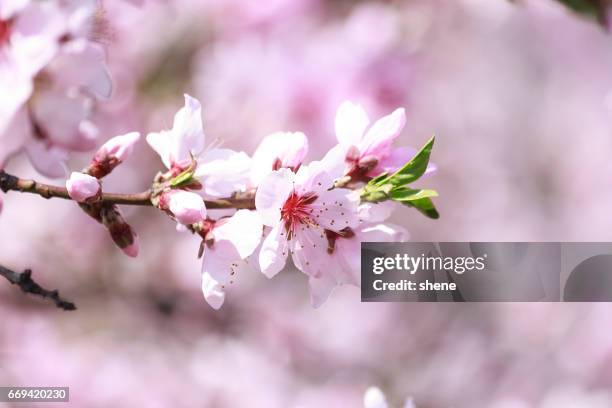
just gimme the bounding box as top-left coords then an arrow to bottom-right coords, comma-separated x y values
122,233 -> 140,258
89,132 -> 140,178
166,190 -> 207,225
66,172 -> 101,202
97,132 -> 140,163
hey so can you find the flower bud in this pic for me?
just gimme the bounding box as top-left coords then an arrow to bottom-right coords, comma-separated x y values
121,233 -> 140,258
100,204 -> 139,258
164,190 -> 207,225
97,132 -> 140,162
88,132 -> 140,178
66,172 -> 101,202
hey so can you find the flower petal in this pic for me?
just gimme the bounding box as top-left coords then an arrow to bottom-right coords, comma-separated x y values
250,131 -> 308,186
360,107 -> 406,159
24,140 -> 67,178
332,236 -> 361,286
146,130 -> 173,169
201,272 -> 226,310
196,148 -> 251,197
358,200 -> 395,223
309,188 -> 359,232
255,168 -> 294,226
334,101 -> 370,151
359,222 -> 409,242
319,144 -> 347,180
169,94 -> 205,165
202,247 -> 239,285
0,63 -> 32,137
0,108 -> 30,168
49,39 -> 112,99
291,224 -> 329,278
258,223 -> 289,278
294,161 -> 334,196
213,210 -> 263,259
308,273 -> 337,308
9,1 -> 63,77
30,86 -> 96,151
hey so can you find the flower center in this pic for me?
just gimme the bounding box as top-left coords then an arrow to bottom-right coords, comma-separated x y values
0,20 -> 11,46
281,191 -> 318,237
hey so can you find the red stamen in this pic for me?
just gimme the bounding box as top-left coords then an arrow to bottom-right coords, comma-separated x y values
281,191 -> 318,238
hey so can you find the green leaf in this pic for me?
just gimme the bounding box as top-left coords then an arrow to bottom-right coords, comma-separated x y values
390,188 -> 439,202
360,185 -> 390,203
369,172 -> 389,186
401,197 -> 440,219
556,0 -> 600,17
510,0 -> 606,27
373,135 -> 435,188
170,169 -> 195,188
360,135 -> 440,219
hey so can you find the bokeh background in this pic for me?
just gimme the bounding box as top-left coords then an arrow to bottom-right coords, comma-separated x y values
2,0 -> 612,406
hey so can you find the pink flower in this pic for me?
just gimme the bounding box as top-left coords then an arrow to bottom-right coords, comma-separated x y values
0,0 -> 64,108
250,131 -> 308,186
0,0 -> 65,165
310,222 -> 407,307
255,163 -> 359,280
65,171 -> 101,203
161,190 -> 207,225
146,94 -> 251,197
0,1 -> 112,178
313,199 -> 405,300
326,101 -> 436,181
201,210 -> 263,309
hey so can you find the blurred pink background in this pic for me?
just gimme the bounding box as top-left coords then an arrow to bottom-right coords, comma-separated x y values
2,0 -> 612,406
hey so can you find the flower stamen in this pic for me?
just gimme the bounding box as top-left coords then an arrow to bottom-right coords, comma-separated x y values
281,191 -> 318,239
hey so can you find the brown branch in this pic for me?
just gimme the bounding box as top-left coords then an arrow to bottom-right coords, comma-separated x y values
0,265 -> 76,311
0,170 -> 256,209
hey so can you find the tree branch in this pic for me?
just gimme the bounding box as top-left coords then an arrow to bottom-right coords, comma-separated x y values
0,170 -> 256,209
0,265 -> 76,311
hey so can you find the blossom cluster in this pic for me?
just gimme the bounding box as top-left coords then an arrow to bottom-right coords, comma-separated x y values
0,0 -> 438,310
59,94 -> 437,309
